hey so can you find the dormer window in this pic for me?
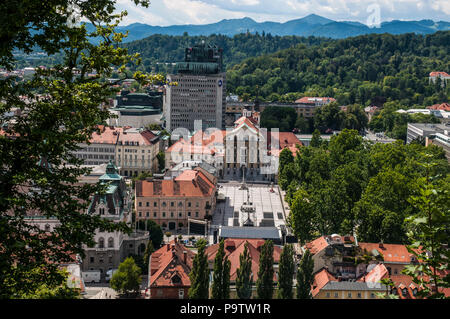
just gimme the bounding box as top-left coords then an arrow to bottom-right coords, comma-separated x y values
402,288 -> 407,297
172,274 -> 181,284
412,288 -> 418,296
44,224 -> 51,232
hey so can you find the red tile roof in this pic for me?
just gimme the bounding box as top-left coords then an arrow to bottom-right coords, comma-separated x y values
304,236 -> 329,255
358,263 -> 389,284
166,120 -> 302,158
88,126 -> 158,145
205,239 -> 281,282
390,274 -> 420,299
358,243 -> 414,264
166,130 -> 225,155
234,116 -> 259,131
429,71 -> 450,77
312,268 -> 337,297
427,103 -> 450,111
136,169 -> 216,198
89,125 -> 121,144
149,240 -> 195,288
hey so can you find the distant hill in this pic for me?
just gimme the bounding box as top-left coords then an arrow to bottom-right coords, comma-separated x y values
83,14 -> 450,43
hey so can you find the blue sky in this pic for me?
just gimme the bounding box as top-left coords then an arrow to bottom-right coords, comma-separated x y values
115,0 -> 450,26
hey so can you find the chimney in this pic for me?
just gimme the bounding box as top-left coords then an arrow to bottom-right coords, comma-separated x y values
379,240 -> 384,249
183,251 -> 187,264
166,243 -> 170,251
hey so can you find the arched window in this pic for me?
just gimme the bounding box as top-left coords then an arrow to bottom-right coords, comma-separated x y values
108,237 -> 114,248
98,237 -> 105,248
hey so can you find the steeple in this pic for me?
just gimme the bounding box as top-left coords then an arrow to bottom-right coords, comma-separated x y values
100,160 -> 121,183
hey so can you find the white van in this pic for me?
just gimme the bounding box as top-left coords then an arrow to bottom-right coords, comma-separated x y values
105,269 -> 118,282
82,270 -> 101,283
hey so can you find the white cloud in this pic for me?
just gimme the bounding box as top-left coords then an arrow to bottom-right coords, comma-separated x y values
113,0 -> 450,26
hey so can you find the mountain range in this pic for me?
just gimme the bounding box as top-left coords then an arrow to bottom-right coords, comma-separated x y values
86,14 -> 450,43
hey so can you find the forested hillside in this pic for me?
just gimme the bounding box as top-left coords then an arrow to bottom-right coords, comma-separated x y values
227,31 -> 450,107
123,33 -> 331,73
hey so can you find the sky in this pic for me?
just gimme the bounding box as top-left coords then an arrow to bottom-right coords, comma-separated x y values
115,0 -> 450,26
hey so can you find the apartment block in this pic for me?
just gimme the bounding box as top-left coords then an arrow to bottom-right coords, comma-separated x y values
164,43 -> 226,132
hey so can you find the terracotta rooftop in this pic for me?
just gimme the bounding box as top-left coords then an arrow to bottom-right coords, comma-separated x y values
312,268 -> 337,297
89,125 -> 121,144
88,126 -> 159,145
136,169 -> 215,198
358,243 -> 414,264
427,103 -> 450,111
304,236 -> 329,255
166,116 -> 302,157
358,263 -> 389,284
149,239 -> 195,288
429,71 -> 450,77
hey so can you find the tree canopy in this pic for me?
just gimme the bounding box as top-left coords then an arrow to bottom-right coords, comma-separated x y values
0,0 -> 162,298
281,129 -> 449,244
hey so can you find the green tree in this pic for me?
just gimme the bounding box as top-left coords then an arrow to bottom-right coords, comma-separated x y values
142,240 -> 155,273
4,267 -> 81,299
211,240 -> 231,299
289,188 -> 315,245
146,220 -> 164,249
295,115 -> 310,133
236,242 -> 253,299
256,240 -> 274,299
310,129 -> 322,148
157,151 -> 165,172
188,240 -> 210,299
403,162 -> 450,299
222,256 -> 231,299
278,147 -> 294,174
277,244 -> 295,299
353,169 -> 413,243
110,257 -> 142,297
0,0 -> 164,298
296,249 -> 314,299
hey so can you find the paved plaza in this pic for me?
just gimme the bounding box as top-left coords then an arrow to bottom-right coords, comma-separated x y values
212,182 -> 287,229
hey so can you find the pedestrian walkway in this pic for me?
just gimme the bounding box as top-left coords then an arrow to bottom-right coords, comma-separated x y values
88,287 -> 118,299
